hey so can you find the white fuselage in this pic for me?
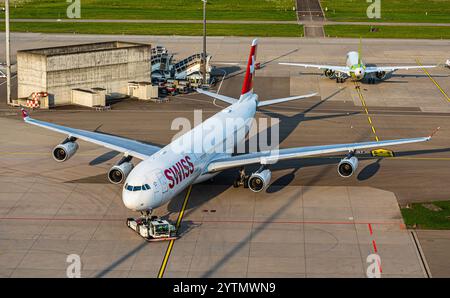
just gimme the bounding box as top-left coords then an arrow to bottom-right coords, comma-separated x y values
122,93 -> 258,212
346,51 -> 365,80
345,51 -> 360,68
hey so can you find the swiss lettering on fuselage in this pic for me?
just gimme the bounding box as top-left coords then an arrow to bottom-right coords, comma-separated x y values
164,155 -> 195,189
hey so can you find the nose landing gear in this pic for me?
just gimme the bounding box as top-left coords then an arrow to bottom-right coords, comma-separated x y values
141,210 -> 153,221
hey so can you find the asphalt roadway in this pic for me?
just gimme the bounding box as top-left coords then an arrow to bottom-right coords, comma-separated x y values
0,101 -> 434,277
8,19 -> 450,27
6,34 -> 448,204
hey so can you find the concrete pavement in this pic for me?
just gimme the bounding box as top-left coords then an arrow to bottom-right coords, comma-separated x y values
0,34 -> 449,277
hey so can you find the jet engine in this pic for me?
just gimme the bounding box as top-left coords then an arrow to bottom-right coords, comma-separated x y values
337,156 -> 359,178
324,69 -> 336,78
376,71 -> 387,80
108,156 -> 134,184
52,141 -> 78,162
248,168 -> 272,193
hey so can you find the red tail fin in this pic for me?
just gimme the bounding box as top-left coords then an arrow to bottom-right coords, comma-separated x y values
241,39 -> 258,96
21,108 -> 29,119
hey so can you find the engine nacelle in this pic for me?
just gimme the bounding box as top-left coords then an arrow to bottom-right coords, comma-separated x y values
248,169 -> 272,193
52,142 -> 78,162
324,69 -> 336,78
337,156 -> 359,178
108,161 -> 134,184
376,71 -> 387,80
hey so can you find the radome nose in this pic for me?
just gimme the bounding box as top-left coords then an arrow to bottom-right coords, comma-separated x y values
122,190 -> 140,210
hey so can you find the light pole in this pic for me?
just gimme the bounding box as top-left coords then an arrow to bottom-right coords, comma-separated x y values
4,0 -> 11,105
202,0 -> 207,86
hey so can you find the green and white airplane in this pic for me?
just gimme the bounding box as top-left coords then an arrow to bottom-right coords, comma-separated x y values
280,40 -> 436,84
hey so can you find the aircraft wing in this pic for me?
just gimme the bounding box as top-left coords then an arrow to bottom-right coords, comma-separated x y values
365,65 -> 436,73
197,88 -> 238,105
21,109 -> 160,160
206,134 -> 435,173
279,63 -> 350,74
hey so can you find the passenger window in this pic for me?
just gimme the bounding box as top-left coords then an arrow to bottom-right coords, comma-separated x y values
126,185 -> 133,191
133,186 -> 141,191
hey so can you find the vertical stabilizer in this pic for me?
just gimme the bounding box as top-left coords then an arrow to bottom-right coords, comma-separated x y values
240,39 -> 258,97
358,37 -> 362,64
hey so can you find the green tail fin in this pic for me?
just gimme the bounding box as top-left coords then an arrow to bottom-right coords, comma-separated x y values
358,37 -> 362,64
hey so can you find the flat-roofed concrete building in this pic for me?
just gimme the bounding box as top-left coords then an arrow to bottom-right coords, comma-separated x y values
16,41 -> 151,107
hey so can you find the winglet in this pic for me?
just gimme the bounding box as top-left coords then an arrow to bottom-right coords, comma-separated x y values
20,108 -> 29,120
428,126 -> 440,138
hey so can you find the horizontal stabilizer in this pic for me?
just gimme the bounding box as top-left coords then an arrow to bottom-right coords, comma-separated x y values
279,63 -> 350,74
257,93 -> 318,107
196,88 -> 238,105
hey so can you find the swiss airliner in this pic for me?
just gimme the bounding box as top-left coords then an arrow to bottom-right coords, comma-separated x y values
21,39 -> 437,219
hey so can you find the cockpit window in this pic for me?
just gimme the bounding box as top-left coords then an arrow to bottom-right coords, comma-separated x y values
125,184 -> 151,191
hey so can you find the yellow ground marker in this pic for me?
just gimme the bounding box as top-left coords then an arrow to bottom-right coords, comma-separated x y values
354,82 -> 380,142
157,185 -> 192,278
371,149 -> 394,158
416,58 -> 450,103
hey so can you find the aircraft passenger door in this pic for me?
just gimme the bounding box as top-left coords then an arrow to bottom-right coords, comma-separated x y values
149,170 -> 163,205
156,171 -> 168,193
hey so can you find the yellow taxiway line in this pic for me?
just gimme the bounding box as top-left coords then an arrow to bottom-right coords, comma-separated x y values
157,185 -> 192,278
416,58 -> 450,103
354,82 -> 380,142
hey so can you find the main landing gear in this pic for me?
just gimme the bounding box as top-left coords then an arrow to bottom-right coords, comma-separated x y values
336,77 -> 345,83
367,78 -> 376,84
233,167 -> 249,188
126,210 -> 177,242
